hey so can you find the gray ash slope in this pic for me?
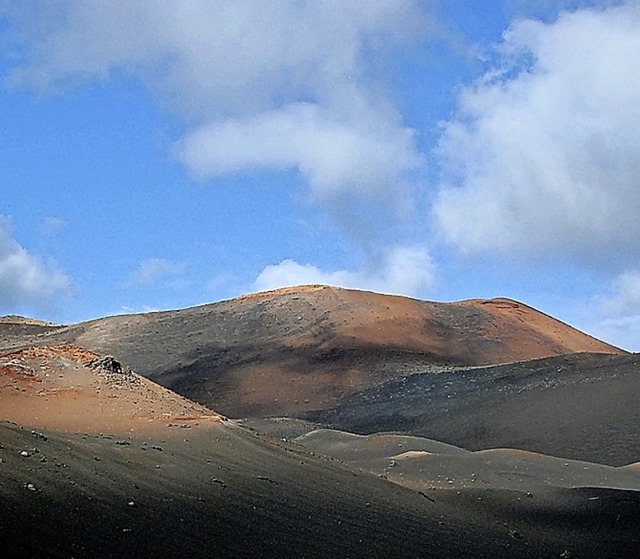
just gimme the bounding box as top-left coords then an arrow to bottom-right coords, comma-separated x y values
2,420 -> 640,559
301,352 -> 640,467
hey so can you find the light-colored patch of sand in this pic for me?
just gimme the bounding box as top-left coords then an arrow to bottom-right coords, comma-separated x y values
391,451 -> 434,460
475,448 -> 548,461
0,345 -> 224,434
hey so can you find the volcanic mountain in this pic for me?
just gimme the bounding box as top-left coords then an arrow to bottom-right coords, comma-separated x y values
1,285 -> 622,419
1,287 -> 639,557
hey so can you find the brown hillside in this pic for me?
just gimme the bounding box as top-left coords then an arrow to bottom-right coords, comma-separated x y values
0,344 -> 222,433
0,286 -> 623,418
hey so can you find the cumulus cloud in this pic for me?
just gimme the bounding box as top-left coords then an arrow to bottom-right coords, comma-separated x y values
4,1 -> 425,215
178,102 -> 421,204
253,245 -> 435,297
434,3 -> 640,264
0,218 -> 70,312
128,258 -> 185,286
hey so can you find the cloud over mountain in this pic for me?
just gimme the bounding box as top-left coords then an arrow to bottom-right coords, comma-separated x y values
5,1 -> 426,214
3,0 -> 433,298
253,245 -> 435,297
434,3 -> 640,264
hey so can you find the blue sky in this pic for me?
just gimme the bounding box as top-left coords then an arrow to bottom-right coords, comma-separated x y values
2,1 -> 640,350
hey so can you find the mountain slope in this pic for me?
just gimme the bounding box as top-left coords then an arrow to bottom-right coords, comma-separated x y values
2,286 -> 622,418
301,352 -> 640,466
3,418 -> 640,559
1,344 -> 222,433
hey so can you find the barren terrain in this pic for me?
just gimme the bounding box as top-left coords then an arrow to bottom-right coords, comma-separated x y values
1,286 -> 639,557
1,286 -> 623,418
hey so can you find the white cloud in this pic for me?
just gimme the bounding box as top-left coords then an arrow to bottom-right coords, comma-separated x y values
434,3 -> 640,263
598,270 -> 640,316
0,218 -> 70,312
253,245 -> 435,297
128,258 -> 185,286
40,216 -> 65,236
178,102 -> 421,204
4,1 -> 425,211
588,314 -> 640,352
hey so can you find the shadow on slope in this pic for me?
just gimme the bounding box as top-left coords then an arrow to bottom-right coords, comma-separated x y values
1,286 -> 623,419
2,420 -> 640,558
300,352 -> 640,466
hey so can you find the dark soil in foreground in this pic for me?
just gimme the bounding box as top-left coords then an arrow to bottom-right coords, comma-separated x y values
1,421 -> 639,558
1,289 -> 638,557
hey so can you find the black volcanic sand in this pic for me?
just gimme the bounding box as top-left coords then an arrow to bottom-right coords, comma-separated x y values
285,429 -> 640,492
2,421 -> 640,558
300,352 -> 640,466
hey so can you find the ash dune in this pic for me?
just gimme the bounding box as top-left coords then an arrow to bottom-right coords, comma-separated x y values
2,285 -> 623,418
302,351 -> 640,466
288,428 -> 640,493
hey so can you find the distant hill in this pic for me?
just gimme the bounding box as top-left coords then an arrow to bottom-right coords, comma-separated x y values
0,285 -> 623,418
0,315 -> 60,339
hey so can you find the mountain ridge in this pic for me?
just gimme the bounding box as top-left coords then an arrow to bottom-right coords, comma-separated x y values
0,286 -> 624,418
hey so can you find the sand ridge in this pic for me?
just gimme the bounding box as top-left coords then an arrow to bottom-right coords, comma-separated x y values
287,425 -> 640,494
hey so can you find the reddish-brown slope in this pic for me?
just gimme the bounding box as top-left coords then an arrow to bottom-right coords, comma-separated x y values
0,286 -> 623,418
237,287 -> 619,360
0,344 -> 223,433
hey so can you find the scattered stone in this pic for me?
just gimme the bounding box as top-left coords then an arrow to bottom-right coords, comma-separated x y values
127,501 -> 136,507
20,450 -> 30,457
257,476 -> 277,484
115,440 -> 131,446
418,491 -> 435,502
88,355 -> 126,375
25,483 -> 37,491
